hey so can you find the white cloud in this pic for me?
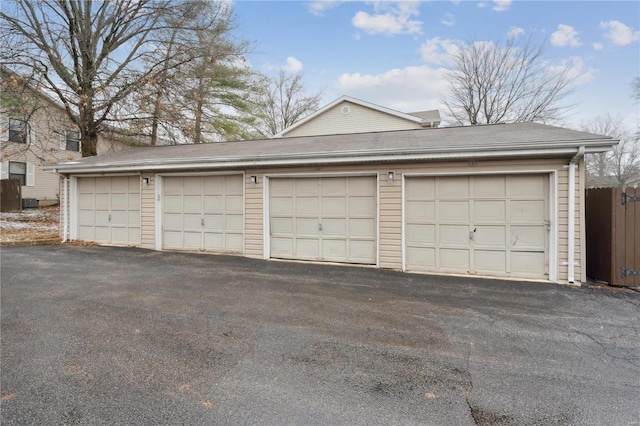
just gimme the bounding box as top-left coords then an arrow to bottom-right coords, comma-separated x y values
308,1 -> 343,16
546,56 -> 596,85
492,0 -> 511,12
551,24 -> 582,47
599,20 -> 640,46
335,65 -> 448,113
441,13 -> 455,27
419,37 -> 460,65
592,42 -> 603,50
352,2 -> 422,36
281,56 -> 303,73
507,26 -> 524,39
477,2 -> 488,8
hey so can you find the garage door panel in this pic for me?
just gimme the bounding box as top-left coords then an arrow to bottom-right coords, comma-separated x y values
225,234 -> 243,252
510,175 -> 545,197
439,177 -> 469,198
349,218 -> 376,238
296,179 -> 319,196
474,250 -> 507,273
440,249 -> 470,271
271,237 -> 294,257
511,251 -> 545,275
110,210 -> 128,225
474,226 -> 506,247
321,197 -> 346,216
203,176 -> 224,194
296,197 -> 319,216
271,179 -> 293,196
204,195 -> 223,213
183,213 -> 202,229
348,241 -> 376,263
296,218 -> 319,235
407,247 -> 436,270
111,227 -> 129,244
271,217 -> 293,234
226,195 -> 243,213
321,178 -> 346,195
406,177 -> 434,200
226,214 -> 243,232
128,194 -> 140,210
111,195 -> 129,210
183,177 -> 202,195
295,238 -> 320,258
473,176 -> 506,198
204,233 -> 224,250
163,231 -> 182,248
128,211 -> 140,226
164,213 -> 182,228
78,194 -> 94,209
439,201 -> 469,222
271,197 -> 293,216
183,232 -> 202,248
510,201 -> 545,222
473,201 -> 506,222
349,196 -> 376,216
322,218 -> 346,237
406,201 -> 435,222
406,224 -> 435,245
204,214 -> 223,231
439,225 -> 469,245
510,226 -> 545,249
78,210 -> 95,226
164,195 -> 182,212
95,210 -> 110,225
348,176 -> 376,193
183,195 -> 202,211
94,226 -> 110,242
95,178 -> 110,192
78,177 -> 95,192
95,194 -> 110,210
322,240 -> 346,260
78,226 -> 94,240
128,228 -> 141,244
224,176 -> 243,194
164,177 -> 183,194
110,177 -> 130,193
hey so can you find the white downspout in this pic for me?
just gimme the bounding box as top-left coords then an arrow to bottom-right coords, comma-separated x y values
567,146 -> 585,284
53,169 -> 68,242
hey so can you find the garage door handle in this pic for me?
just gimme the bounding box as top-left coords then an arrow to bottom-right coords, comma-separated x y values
318,223 -> 323,231
108,214 -> 111,222
201,218 -> 205,226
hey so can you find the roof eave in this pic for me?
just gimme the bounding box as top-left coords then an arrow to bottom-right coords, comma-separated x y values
43,141 -> 617,174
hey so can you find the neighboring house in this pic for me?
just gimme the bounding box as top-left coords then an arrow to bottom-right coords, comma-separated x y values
273,95 -> 440,138
46,112 -> 617,286
0,71 -> 136,206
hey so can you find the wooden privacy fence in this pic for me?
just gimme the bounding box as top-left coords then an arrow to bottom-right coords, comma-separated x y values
586,187 -> 639,286
1,178 -> 21,212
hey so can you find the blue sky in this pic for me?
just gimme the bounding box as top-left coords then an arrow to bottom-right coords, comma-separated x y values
233,0 -> 640,127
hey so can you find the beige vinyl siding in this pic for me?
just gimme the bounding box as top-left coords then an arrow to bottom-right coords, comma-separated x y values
141,174 -> 155,250
129,156 -> 583,284
282,101 -> 422,138
245,173 -> 264,259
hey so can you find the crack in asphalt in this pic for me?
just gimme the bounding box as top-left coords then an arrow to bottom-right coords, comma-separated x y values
464,349 -> 479,426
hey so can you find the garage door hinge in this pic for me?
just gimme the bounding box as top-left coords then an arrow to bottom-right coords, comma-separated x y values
621,267 -> 640,278
621,192 -> 639,205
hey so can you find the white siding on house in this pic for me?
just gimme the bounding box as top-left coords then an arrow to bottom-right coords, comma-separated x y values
282,101 -> 423,138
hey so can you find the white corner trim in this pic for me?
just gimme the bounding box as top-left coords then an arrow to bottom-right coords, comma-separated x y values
155,175 -> 163,251
401,172 -> 406,272
263,175 -> 270,260
567,162 -> 576,284
69,176 -> 78,240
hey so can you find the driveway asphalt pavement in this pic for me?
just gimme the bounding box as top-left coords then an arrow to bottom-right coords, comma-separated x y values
1,246 -> 639,425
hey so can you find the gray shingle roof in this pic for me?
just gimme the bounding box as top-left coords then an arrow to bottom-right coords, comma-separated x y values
46,122 -> 617,173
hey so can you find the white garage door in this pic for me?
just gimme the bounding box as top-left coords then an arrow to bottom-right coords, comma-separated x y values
270,176 -> 377,264
162,175 -> 243,253
405,174 -> 549,279
77,176 -> 141,245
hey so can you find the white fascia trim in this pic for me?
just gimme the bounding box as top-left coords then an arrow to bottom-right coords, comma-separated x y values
47,145 -> 615,175
272,95 -> 424,138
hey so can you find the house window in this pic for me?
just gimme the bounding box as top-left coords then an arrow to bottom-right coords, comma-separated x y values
66,130 -> 80,151
9,118 -> 27,144
8,161 -> 26,185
